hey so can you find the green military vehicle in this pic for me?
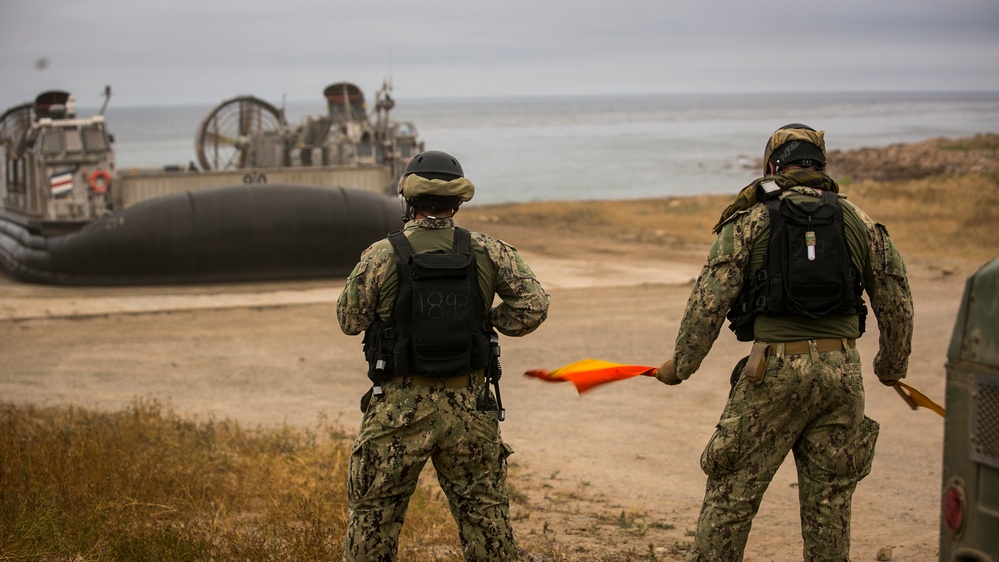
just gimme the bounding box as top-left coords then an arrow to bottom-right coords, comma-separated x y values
940,257 -> 999,561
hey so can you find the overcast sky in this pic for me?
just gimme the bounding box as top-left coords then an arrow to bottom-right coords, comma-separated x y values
3,0 -> 998,109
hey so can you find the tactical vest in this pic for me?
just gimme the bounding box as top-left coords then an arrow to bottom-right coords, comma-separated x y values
727,189 -> 867,341
382,227 -> 492,377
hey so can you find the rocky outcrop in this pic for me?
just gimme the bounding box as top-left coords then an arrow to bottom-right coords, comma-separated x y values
825,134 -> 999,181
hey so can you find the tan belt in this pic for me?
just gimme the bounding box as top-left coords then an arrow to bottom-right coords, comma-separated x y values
389,372 -> 484,387
742,338 -> 856,385
777,338 -> 856,355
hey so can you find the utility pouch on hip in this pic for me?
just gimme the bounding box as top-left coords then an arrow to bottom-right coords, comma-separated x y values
742,341 -> 771,385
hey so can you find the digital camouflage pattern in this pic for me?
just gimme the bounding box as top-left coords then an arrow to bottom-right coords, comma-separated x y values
674,169 -> 913,383
343,381 -> 516,561
667,168 -> 914,561
337,216 -> 549,561
685,346 -> 880,561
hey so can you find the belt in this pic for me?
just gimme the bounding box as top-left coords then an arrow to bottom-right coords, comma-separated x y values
742,338 -> 858,385
768,338 -> 857,355
389,372 -> 485,387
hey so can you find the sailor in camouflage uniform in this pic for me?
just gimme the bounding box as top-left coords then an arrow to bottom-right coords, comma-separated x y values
655,124 -> 914,561
337,150 -> 550,561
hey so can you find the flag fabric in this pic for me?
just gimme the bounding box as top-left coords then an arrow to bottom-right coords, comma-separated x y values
49,170 -> 74,197
895,381 -> 946,418
523,358 -> 656,394
524,360 -> 947,417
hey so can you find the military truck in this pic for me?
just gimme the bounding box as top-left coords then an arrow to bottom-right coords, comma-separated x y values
940,258 -> 999,561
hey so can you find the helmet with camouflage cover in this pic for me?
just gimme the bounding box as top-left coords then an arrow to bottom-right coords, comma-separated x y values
397,150 -> 475,217
763,123 -> 827,174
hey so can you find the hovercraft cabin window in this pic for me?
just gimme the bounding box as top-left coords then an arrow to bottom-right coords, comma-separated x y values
81,126 -> 109,153
40,130 -> 65,155
64,128 -> 83,153
4,154 -> 26,195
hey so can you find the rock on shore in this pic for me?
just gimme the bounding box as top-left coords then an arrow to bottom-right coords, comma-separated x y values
826,133 -> 999,181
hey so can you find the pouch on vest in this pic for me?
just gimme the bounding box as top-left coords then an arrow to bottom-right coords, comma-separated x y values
777,192 -> 854,318
408,250 -> 475,375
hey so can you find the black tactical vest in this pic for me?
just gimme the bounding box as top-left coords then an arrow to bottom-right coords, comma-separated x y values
727,189 -> 867,341
385,228 -> 491,377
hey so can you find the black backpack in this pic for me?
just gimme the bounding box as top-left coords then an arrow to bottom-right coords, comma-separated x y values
387,228 -> 491,377
727,190 -> 867,341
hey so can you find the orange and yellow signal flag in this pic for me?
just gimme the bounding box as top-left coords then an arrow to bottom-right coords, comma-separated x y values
523,358 -> 656,395
894,381 -> 946,418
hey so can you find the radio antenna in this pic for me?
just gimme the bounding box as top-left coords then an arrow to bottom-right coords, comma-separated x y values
98,85 -> 111,116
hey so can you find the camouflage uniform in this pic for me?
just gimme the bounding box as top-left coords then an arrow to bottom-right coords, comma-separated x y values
337,216 -> 549,561
667,169 -> 913,562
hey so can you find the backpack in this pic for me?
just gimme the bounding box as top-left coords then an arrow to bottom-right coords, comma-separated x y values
727,189 -> 867,341
387,228 -> 491,377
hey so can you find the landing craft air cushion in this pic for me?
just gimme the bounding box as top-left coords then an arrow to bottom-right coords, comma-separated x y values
0,82 -> 418,284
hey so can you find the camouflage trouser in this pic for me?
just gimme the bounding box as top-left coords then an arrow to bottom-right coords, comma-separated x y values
685,343 -> 879,562
343,379 -> 517,562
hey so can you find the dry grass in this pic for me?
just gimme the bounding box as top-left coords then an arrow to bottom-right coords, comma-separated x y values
842,173 -> 999,268
0,399 -> 629,561
0,399 -> 468,561
938,134 -> 999,152
467,172 -> 999,273
470,195 -> 723,247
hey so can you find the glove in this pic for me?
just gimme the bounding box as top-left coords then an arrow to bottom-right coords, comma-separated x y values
655,359 -> 682,386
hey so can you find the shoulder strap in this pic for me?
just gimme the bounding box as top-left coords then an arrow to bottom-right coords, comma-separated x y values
762,197 -> 784,275
820,189 -> 839,209
453,227 -> 486,321
757,179 -> 784,201
453,227 -> 471,255
388,230 -> 413,261
388,230 -> 413,338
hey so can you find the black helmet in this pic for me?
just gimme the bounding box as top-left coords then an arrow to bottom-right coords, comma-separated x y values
403,150 -> 464,180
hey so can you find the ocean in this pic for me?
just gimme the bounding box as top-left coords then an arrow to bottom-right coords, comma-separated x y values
102,91 -> 999,205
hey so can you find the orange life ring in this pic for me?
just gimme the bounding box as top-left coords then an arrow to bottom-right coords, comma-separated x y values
89,170 -> 111,193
